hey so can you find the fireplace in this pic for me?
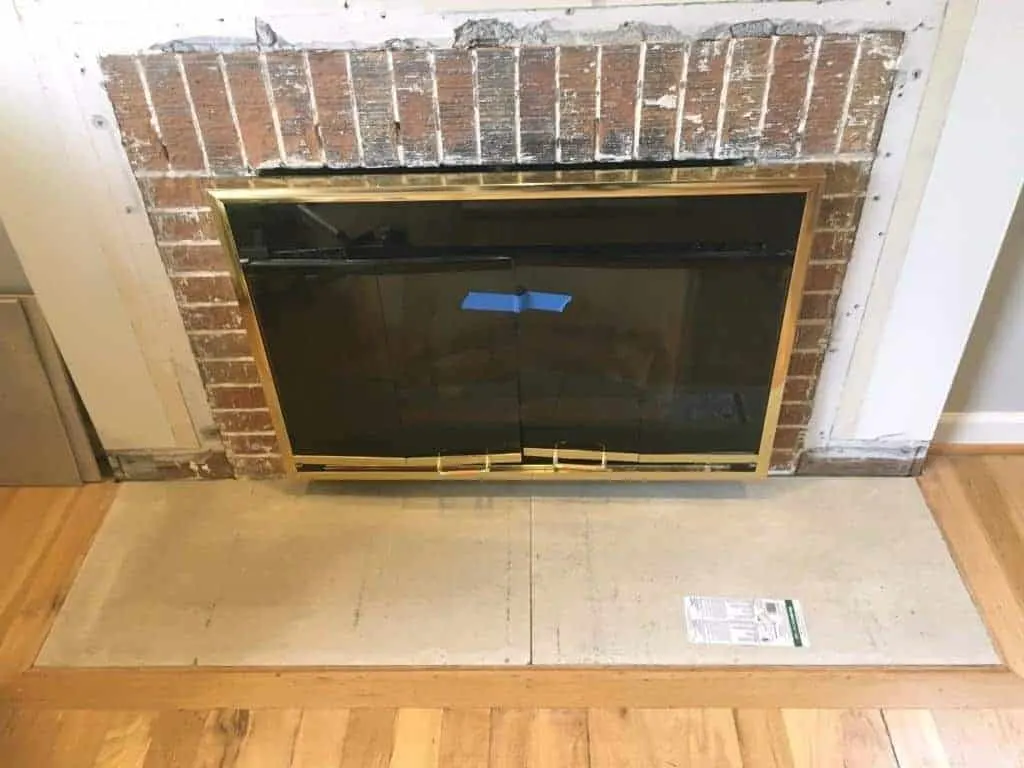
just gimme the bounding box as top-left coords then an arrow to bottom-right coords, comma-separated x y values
99,30 -> 902,478
213,168 -> 820,478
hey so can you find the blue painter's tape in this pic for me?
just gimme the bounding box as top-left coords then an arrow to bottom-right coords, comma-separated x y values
523,291 -> 572,313
461,290 -> 573,314
461,291 -> 522,313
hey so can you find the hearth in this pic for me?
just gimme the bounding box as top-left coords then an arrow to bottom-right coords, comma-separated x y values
212,167 -> 822,479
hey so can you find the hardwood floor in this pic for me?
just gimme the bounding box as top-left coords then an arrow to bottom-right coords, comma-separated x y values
3,706 -> 1024,766
3,456 -> 1024,764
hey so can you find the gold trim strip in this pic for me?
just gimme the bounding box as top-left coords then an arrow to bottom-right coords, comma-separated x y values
294,453 -> 522,469
637,453 -> 761,465
295,466 -> 757,482
523,447 -> 639,463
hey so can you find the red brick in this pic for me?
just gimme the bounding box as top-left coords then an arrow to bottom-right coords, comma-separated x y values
161,244 -> 233,273
231,455 -> 285,477
519,47 -> 556,163
199,359 -> 260,385
720,37 -> 772,157
171,274 -> 237,304
212,409 -> 274,433
209,385 -> 267,410
558,46 -> 598,163
798,292 -> 837,321
778,402 -> 813,426
772,425 -> 804,451
783,377 -> 813,403
151,210 -> 219,242
476,48 -> 516,164
265,51 -> 321,165
597,45 -> 641,159
761,36 -> 815,158
801,35 -> 859,155
679,39 -> 728,157
435,49 -> 476,165
350,51 -> 398,167
100,56 -> 168,171
222,53 -> 280,169
770,448 -> 797,471
637,43 -> 685,161
391,50 -> 439,166
794,322 -> 829,351
787,350 -> 822,378
190,331 -> 253,359
308,51 -> 359,167
823,162 -> 871,197
181,54 -> 243,172
141,176 -> 209,208
141,55 -> 205,171
180,304 -> 245,331
804,262 -> 845,292
811,230 -> 856,263
816,196 -> 864,230
840,32 -> 903,153
224,433 -> 280,455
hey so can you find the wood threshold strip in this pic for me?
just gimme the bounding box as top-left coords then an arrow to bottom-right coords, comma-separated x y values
5,664 -> 1024,709
918,456 -> 1024,675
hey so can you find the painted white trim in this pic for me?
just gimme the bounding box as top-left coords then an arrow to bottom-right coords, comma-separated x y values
0,1 -> 210,450
844,0 -> 1024,444
935,412 -> 1024,445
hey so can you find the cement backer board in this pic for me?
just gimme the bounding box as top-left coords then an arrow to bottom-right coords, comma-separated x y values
37,477 -> 997,667
531,478 -> 997,665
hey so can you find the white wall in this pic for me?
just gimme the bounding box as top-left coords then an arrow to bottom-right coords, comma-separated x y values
936,191 -> 1024,443
834,0 -> 1024,455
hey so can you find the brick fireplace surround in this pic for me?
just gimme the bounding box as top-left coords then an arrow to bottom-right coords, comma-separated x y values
100,30 -> 902,478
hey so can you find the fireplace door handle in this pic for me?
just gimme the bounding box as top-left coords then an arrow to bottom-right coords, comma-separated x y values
461,291 -> 572,314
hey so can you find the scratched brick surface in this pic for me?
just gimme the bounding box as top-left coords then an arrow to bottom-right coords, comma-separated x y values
802,35 -> 859,155
476,48 -> 517,164
265,52 -> 321,165
142,56 -> 205,170
308,51 -> 359,167
637,43 -> 685,161
391,50 -> 439,166
719,37 -> 772,157
597,45 -> 641,159
435,49 -> 477,164
100,56 -> 168,171
222,54 -> 280,168
841,32 -> 903,154
557,46 -> 598,163
760,37 -> 816,159
518,47 -> 557,163
679,39 -> 727,157
182,55 -> 243,172
350,51 -> 397,167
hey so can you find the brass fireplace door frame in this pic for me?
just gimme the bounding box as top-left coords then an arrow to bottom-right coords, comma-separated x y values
209,167 -> 824,481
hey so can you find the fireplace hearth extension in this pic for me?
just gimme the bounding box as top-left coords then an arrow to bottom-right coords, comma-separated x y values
211,167 -> 822,480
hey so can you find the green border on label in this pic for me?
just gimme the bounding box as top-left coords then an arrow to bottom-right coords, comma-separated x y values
785,599 -> 803,647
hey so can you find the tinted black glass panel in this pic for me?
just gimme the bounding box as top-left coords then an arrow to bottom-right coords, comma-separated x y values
226,192 -> 805,461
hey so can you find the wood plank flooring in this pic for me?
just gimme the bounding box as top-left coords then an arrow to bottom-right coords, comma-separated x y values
4,456 -> 1024,764
3,706 -> 1024,766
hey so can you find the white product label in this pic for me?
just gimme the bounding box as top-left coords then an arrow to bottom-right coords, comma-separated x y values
684,596 -> 809,647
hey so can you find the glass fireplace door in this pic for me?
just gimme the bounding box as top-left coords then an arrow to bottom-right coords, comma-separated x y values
245,254 -> 523,466
513,251 -> 789,465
